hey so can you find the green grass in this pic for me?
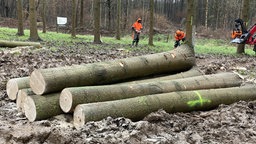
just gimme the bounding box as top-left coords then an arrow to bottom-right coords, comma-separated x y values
0,27 -> 255,55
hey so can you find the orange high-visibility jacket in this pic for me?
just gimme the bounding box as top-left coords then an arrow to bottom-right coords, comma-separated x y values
175,30 -> 185,41
231,30 -> 242,39
132,18 -> 143,31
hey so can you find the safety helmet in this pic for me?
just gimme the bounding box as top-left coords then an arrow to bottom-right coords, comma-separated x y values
176,30 -> 182,36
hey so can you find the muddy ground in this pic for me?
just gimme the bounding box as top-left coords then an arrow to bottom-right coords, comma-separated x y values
0,42 -> 256,144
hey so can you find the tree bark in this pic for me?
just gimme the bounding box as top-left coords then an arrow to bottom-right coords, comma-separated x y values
74,85 -> 256,128
30,44 -> 195,95
61,72 -> 242,113
17,0 -> 24,36
16,88 -> 35,113
6,77 -> 30,100
24,93 -> 62,121
0,40 -> 41,48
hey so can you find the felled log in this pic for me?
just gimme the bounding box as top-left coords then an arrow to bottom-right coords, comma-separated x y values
24,93 -> 62,121
0,40 -> 41,48
6,77 -> 30,100
73,85 -> 256,128
16,88 -> 35,113
30,44 -> 195,95
120,67 -> 203,85
60,72 -> 241,113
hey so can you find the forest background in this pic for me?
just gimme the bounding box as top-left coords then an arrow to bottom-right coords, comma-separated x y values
1,0 -> 256,39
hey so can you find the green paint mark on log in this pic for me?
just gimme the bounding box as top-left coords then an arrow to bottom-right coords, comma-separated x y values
187,91 -> 211,107
137,96 -> 148,106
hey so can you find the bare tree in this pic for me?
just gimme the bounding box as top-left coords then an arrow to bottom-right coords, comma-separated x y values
80,0 -> 84,26
205,0 -> 208,28
29,0 -> 41,41
71,0 -> 77,37
185,0 -> 195,49
116,0 -> 121,40
93,0 -> 102,44
17,0 -> 24,36
42,0 -> 46,33
148,0 -> 154,46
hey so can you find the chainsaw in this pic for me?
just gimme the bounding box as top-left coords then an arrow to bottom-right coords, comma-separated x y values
231,19 -> 256,52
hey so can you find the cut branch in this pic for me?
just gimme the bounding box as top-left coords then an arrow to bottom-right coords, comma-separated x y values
74,85 -> 256,128
61,72 -> 241,113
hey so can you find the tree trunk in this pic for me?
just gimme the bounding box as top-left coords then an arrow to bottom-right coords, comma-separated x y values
205,0 -> 208,28
29,0 -> 41,41
236,0 -> 249,54
0,40 -> 41,48
148,0 -> 154,46
6,77 -> 30,100
42,0 -> 46,33
116,0 -> 121,40
30,44 -> 195,95
17,0 -> 24,36
61,72 -> 242,113
120,67 -> 203,85
74,85 -> 256,128
93,0 -> 101,44
24,93 -> 62,121
17,88 -> 35,113
185,0 -> 195,49
79,0 -> 84,26
71,0 -> 77,37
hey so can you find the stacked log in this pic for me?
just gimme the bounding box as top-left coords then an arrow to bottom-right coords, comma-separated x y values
60,72 -> 242,113
73,86 -> 256,128
16,88 -> 34,113
24,93 -> 62,121
5,44 -> 255,128
6,77 -> 30,100
29,44 -> 195,95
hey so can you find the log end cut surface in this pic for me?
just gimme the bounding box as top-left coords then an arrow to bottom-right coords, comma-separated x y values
16,90 -> 27,113
6,79 -> 19,100
60,89 -> 73,113
30,69 -> 46,95
73,105 -> 85,129
24,96 -> 37,122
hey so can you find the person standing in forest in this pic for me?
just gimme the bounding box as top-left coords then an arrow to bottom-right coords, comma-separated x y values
131,18 -> 143,47
174,29 -> 186,48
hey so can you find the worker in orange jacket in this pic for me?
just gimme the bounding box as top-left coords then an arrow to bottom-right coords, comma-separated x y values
132,18 -> 143,47
174,29 -> 186,48
231,28 -> 242,39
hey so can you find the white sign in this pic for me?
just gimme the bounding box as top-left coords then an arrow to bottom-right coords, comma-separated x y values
57,17 -> 67,25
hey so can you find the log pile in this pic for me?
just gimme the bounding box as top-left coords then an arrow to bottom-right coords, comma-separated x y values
6,44 -> 256,129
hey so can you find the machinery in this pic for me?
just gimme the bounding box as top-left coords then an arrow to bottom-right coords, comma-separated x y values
231,19 -> 256,52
